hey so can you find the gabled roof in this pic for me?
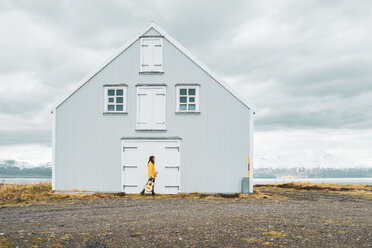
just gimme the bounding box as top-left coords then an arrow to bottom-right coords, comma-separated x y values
51,23 -> 256,112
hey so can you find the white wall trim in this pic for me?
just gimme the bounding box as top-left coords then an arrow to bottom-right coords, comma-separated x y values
50,22 -> 256,112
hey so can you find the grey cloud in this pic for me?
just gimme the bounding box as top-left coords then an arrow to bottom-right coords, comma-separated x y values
0,0 -> 372,148
0,129 -> 51,146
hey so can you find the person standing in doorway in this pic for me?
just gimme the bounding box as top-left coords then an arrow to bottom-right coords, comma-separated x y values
140,156 -> 158,196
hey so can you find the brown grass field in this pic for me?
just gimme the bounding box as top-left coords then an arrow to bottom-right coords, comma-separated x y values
0,182 -> 370,207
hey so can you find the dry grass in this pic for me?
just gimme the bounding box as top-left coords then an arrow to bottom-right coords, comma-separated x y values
0,236 -> 14,248
243,238 -> 274,246
0,183 -> 276,207
273,182 -> 371,191
257,182 -> 372,199
3,182 -> 368,207
264,231 -> 287,239
0,184 -> 125,206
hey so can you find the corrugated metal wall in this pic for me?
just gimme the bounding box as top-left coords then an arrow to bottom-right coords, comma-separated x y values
55,33 -> 252,193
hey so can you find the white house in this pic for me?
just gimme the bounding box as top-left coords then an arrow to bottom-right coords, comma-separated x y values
51,23 -> 255,194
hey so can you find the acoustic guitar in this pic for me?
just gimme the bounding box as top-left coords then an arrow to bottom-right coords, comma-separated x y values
144,179 -> 154,192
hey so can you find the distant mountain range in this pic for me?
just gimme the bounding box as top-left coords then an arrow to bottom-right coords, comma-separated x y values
0,160 -> 51,178
255,151 -> 372,178
1,150 -> 371,178
254,167 -> 372,178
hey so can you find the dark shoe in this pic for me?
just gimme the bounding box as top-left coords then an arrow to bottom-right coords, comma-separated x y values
152,192 -> 156,196
140,190 -> 144,196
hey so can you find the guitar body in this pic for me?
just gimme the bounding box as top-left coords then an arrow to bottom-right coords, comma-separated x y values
144,180 -> 154,192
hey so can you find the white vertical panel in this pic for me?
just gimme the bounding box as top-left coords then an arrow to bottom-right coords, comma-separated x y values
137,89 -> 151,129
153,88 -> 166,130
140,39 -> 152,72
152,38 -> 163,72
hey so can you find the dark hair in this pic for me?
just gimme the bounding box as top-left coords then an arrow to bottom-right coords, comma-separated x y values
148,156 -> 155,164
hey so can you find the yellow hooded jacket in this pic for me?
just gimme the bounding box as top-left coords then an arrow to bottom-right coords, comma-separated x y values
148,161 -> 157,179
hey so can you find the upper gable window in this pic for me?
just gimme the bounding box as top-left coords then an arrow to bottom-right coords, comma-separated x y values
176,85 -> 199,112
104,85 -> 127,113
140,38 -> 163,73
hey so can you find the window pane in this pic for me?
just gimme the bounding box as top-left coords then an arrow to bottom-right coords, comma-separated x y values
180,104 -> 187,110
180,97 -> 187,103
108,105 -> 115,111
188,104 -> 196,110
108,97 -> 114,103
180,89 -> 187,95
116,105 -> 123,111
116,97 -> 123,103
116,89 -> 123,96
188,89 -> 196,95
189,97 -> 195,102
108,89 -> 115,96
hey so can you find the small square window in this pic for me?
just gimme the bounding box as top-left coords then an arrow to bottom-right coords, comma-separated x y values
108,105 -> 115,111
116,105 -> 123,111
188,89 -> 195,95
105,86 -> 126,113
116,97 -> 123,103
188,104 -> 196,110
176,86 -> 199,112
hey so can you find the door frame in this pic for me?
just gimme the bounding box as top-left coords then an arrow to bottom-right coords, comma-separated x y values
121,137 -> 182,193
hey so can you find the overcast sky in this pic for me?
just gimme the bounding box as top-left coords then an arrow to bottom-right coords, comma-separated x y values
0,0 -> 371,165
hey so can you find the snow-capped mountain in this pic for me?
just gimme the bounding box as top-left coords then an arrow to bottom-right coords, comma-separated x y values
0,160 -> 51,178
254,151 -> 372,178
255,151 -> 371,169
0,159 -> 51,169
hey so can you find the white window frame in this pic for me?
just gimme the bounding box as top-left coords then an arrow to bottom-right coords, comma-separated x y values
176,85 -> 200,112
140,38 -> 163,73
103,85 -> 127,113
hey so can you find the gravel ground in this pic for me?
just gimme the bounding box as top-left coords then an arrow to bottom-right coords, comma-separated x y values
0,187 -> 371,248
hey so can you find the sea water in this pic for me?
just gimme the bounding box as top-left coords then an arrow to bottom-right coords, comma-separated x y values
0,177 -> 51,184
0,177 -> 371,185
253,177 -> 372,185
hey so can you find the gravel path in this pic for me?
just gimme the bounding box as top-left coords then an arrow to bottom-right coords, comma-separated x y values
0,188 -> 371,247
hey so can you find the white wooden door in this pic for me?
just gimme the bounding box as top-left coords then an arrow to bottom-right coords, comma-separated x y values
136,86 -> 166,130
122,140 -> 180,194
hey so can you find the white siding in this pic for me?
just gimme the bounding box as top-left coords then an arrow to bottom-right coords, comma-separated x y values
55,36 -> 252,193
